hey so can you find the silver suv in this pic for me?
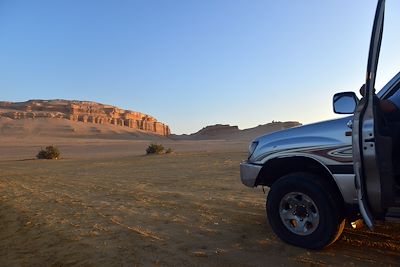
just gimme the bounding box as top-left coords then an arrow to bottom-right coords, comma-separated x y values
240,0 -> 400,249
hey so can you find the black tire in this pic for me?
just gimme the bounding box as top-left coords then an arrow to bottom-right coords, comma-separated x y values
266,172 -> 345,250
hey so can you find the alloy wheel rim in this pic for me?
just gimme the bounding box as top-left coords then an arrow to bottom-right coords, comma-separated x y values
279,192 -> 320,236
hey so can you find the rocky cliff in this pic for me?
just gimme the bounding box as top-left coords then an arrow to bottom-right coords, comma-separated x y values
0,100 -> 170,136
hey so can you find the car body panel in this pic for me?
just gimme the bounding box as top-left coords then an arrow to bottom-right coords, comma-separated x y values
353,0 -> 386,229
240,162 -> 262,187
240,117 -> 356,202
251,117 -> 352,165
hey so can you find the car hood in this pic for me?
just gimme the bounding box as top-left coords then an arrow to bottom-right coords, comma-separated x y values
251,116 -> 352,162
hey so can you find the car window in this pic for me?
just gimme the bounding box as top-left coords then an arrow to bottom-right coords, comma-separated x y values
378,71 -> 400,99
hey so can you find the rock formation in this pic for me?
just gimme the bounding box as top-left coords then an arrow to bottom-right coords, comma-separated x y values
193,124 -> 240,137
171,121 -> 302,141
0,100 -> 170,136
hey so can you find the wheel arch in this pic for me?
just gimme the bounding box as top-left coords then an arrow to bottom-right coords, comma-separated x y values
256,156 -> 345,210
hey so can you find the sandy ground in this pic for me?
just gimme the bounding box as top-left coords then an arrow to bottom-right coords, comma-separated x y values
0,142 -> 400,266
0,137 -> 247,161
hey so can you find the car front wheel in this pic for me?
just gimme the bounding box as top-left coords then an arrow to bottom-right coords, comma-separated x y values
266,172 -> 345,249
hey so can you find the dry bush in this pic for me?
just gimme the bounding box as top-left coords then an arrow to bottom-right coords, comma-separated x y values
146,143 -> 164,155
37,146 -> 60,159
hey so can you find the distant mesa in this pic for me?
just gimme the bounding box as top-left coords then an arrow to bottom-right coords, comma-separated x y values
172,121 -> 302,141
0,99 -> 170,136
193,124 -> 240,137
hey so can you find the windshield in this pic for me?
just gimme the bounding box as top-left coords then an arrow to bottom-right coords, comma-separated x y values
376,71 -> 400,99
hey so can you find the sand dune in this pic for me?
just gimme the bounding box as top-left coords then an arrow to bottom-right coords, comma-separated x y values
0,118 -> 249,161
0,118 -> 302,161
0,117 -> 301,143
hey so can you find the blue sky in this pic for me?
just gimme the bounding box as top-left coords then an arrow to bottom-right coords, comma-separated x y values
0,0 -> 399,134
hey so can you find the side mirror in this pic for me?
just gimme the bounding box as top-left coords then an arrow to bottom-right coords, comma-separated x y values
333,92 -> 359,114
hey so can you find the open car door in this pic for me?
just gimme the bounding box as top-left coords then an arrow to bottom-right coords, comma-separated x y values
352,0 -> 393,229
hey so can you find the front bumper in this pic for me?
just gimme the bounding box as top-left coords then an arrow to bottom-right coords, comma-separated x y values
240,162 -> 263,187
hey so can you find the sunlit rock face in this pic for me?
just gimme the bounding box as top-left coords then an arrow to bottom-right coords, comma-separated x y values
0,100 -> 171,136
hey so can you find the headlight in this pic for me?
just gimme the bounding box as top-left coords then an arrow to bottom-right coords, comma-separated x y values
248,141 -> 259,159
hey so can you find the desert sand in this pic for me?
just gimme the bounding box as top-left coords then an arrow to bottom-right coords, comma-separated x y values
0,118 -> 399,266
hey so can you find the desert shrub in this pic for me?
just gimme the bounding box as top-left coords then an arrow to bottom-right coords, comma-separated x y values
165,148 -> 173,154
37,145 -> 60,159
146,143 -> 164,155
